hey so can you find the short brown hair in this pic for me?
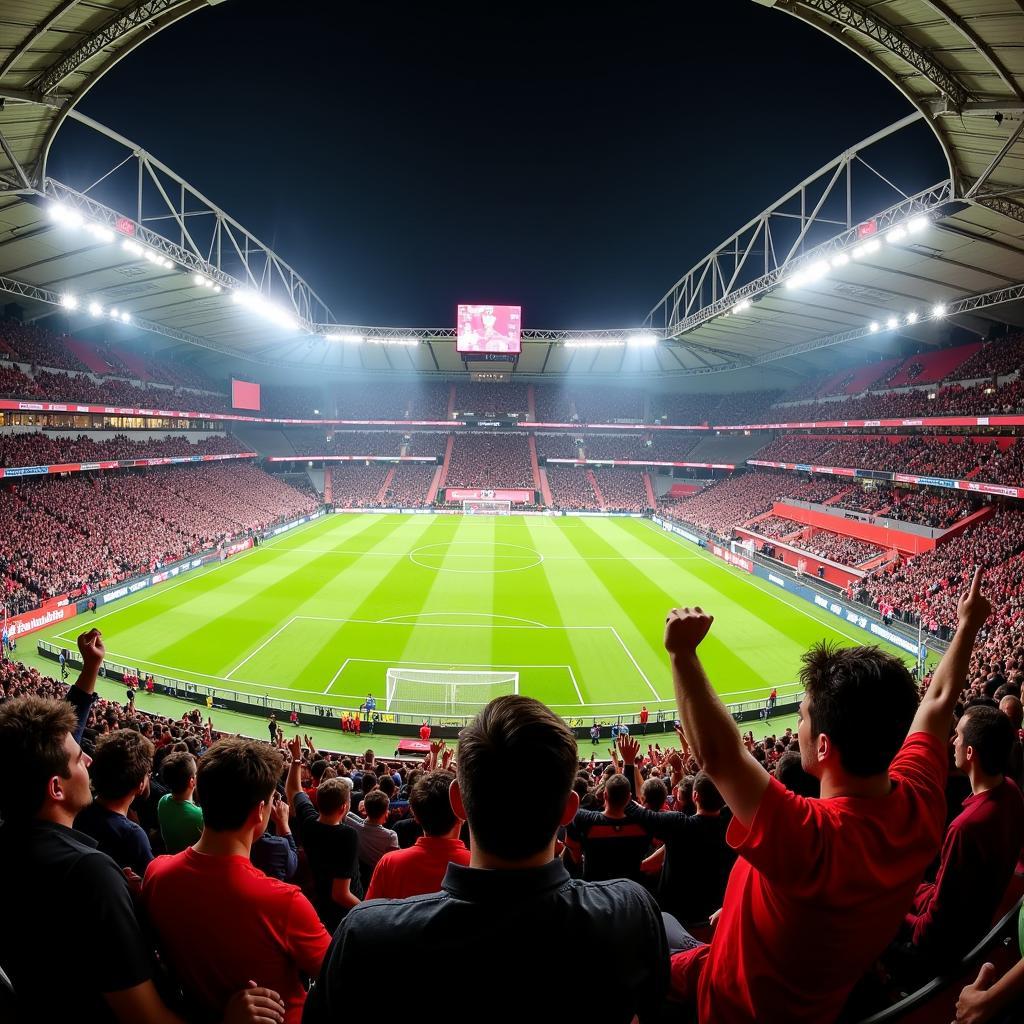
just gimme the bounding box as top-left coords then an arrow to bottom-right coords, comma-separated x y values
195,738 -> 283,831
458,695 -> 577,860
604,773 -> 632,810
0,696 -> 78,823
363,789 -> 389,820
317,777 -> 351,816
92,730 -> 154,800
161,751 -> 197,794
409,770 -> 458,836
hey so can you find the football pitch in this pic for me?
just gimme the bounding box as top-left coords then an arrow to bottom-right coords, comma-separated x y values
36,513 -> 914,723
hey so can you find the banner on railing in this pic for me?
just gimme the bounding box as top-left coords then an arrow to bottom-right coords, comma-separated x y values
445,488 -> 534,503
546,458 -> 735,469
4,602 -> 77,639
0,451 -> 257,480
711,543 -> 753,573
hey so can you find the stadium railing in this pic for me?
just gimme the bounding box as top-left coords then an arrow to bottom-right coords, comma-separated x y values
35,640 -> 802,740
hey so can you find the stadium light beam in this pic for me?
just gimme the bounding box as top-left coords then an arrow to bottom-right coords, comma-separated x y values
59,293 -> 78,310
626,333 -> 658,348
886,316 -> 899,331
932,303 -> 947,318
88,301 -> 103,317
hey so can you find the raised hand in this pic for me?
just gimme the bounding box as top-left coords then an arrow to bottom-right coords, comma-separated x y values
76,628 -> 105,673
617,734 -> 641,765
664,607 -> 714,656
957,566 -> 992,636
288,734 -> 302,762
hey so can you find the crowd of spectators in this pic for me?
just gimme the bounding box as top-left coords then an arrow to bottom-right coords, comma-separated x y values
328,464 -> 390,509
287,431 -> 403,457
0,431 -> 251,469
0,463 -> 315,612
384,464 -> 436,507
403,432 -> 447,457
533,385 -> 573,422
582,433 -> 650,461
747,514 -> 803,539
795,530 -> 886,567
650,391 -> 719,425
453,382 -> 529,416
259,385 -> 325,419
534,433 -> 581,460
545,465 -> 598,510
0,321 -> 88,370
3,564 -> 1020,1024
754,434 -> 1019,484
945,332 -> 1024,381
444,432 -> 534,489
591,469 -> 650,512
572,386 -> 645,422
332,382 -> 450,421
837,486 -> 974,529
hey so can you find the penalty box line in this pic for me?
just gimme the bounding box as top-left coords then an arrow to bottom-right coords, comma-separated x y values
327,657 -> 584,704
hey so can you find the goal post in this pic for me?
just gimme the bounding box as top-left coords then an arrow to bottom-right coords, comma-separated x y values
463,499 -> 512,516
385,667 -> 519,718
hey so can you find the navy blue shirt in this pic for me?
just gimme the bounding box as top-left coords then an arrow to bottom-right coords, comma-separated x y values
304,859 -> 668,1024
251,829 -> 299,881
75,802 -> 154,877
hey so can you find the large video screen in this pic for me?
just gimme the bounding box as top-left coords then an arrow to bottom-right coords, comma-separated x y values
456,304 -> 522,354
231,378 -> 261,411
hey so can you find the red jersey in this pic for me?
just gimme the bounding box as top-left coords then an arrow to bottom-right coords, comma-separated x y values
671,731 -> 946,1023
365,835 -> 471,900
143,849 -> 331,1024
419,724 -> 431,741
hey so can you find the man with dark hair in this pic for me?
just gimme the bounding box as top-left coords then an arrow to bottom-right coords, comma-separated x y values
306,695 -> 668,1023
564,771 -> 652,883
157,750 -> 203,854
75,728 -> 155,876
365,769 -> 470,899
774,749 -> 820,799
666,566 -> 991,1024
285,754 -> 362,932
998,693 -> 1024,789
349,788 -> 398,886
897,705 -> 1024,970
144,738 -> 330,1024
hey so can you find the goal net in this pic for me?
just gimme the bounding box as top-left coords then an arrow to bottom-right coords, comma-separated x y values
385,668 -> 519,718
463,499 -> 512,515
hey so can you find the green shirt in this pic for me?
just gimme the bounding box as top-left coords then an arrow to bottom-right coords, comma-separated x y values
157,793 -> 204,854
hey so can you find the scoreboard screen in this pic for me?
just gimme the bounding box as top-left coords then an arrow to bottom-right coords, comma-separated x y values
456,304 -> 522,354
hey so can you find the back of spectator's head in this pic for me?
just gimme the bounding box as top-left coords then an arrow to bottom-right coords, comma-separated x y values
409,770 -> 460,836
774,750 -> 821,799
675,775 -> 696,814
316,777 -> 351,817
455,695 -> 578,860
641,776 -> 668,811
604,773 -> 632,811
0,696 -> 86,825
310,759 -> 329,782
91,729 -> 154,801
999,695 -> 1023,730
958,705 -> 1015,777
161,751 -> 197,795
693,771 -> 726,812
363,789 -> 389,822
195,738 -> 284,833
799,642 -> 918,778
378,774 -> 396,798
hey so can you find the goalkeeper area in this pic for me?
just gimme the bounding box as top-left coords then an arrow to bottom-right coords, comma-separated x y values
31,512 -> 918,723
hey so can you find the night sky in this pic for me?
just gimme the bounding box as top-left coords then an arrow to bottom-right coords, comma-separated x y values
47,0 -> 948,329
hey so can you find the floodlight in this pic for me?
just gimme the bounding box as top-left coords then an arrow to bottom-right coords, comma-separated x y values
831,253 -> 849,268
906,216 -> 929,234
122,239 -> 143,255
906,311 -> 919,325
851,245 -> 866,260
864,239 -> 881,254
868,321 -> 880,333
193,274 -> 205,286
109,308 -> 119,318
60,293 -> 78,310
886,316 -> 898,330
885,226 -> 907,244
932,303 -> 947,318
120,311 -> 132,324
88,302 -> 103,317
626,332 -> 658,348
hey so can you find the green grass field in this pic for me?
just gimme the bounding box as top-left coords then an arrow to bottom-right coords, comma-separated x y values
29,512 -> 917,730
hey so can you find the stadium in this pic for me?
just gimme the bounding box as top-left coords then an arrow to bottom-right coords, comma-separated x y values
1,1 -> 1024,1022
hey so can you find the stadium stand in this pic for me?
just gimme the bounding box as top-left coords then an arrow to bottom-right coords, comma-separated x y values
329,463 -> 391,508
590,469 -> 650,511
444,432 -> 534,489
0,431 -> 251,468
385,463 -> 437,507
534,432 -> 581,459
545,464 -> 598,509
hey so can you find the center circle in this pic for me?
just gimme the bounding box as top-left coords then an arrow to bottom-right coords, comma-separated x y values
409,541 -> 544,574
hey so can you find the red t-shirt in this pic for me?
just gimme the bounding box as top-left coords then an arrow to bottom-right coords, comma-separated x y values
365,835 -> 471,900
143,849 -> 331,1024
671,731 -> 946,1024
419,724 -> 431,741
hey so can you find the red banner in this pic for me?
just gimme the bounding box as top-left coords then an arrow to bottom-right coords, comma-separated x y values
0,452 -> 256,479
546,458 -> 734,469
716,415 -> 1024,432
711,544 -> 753,574
266,456 -> 436,463
4,602 -> 77,639
446,488 -> 534,503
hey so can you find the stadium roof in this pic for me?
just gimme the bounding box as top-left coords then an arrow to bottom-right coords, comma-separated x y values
0,0 -> 1021,385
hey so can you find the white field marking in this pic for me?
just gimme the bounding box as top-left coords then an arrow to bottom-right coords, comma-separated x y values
567,664 -> 584,704
324,660 -> 350,693
283,546 -> 701,562
224,617 -> 297,679
640,520 -> 876,651
51,514 -> 333,642
293,614 -> 608,631
609,626 -> 662,701
375,611 -> 548,627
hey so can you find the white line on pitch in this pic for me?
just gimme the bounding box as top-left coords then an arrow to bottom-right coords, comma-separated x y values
224,617 -> 296,679
294,614 -> 608,630
97,648 -> 302,695
610,626 -> 662,701
567,664 -> 584,704
50,515 -> 331,642
325,656 -> 572,668
324,659 -> 350,693
640,520 -> 876,651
